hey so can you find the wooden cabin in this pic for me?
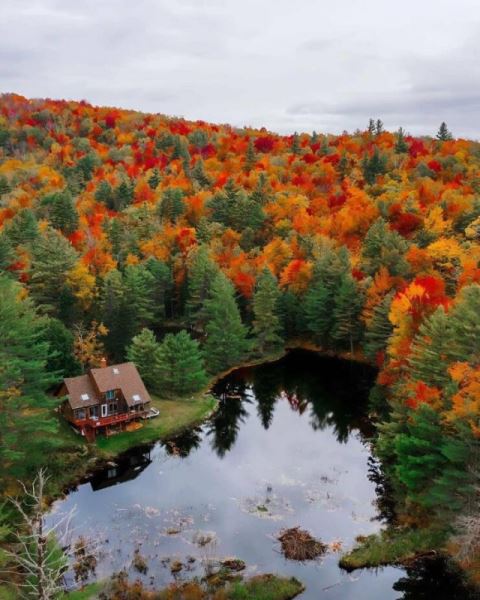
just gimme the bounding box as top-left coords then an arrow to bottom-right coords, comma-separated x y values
58,359 -> 152,441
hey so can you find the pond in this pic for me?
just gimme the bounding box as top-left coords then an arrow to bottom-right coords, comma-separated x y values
48,351 -> 478,599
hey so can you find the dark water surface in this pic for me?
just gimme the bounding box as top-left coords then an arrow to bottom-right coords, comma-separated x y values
48,351 -> 478,599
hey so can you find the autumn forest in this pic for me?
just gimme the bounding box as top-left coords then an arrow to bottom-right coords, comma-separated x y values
1,93 -> 480,593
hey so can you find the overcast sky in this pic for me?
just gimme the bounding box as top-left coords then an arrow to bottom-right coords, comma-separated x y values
2,0 -> 480,138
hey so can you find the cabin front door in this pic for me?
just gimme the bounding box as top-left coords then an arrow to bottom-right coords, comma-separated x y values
101,404 -> 108,418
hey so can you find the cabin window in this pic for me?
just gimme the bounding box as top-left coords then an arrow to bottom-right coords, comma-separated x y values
108,401 -> 118,415
89,405 -> 99,418
101,404 -> 108,418
105,389 -> 115,401
75,408 -> 86,420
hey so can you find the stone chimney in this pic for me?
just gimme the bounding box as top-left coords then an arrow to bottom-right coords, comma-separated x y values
100,357 -> 107,369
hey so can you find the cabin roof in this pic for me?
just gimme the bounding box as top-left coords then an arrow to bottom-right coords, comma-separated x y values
62,362 -> 151,410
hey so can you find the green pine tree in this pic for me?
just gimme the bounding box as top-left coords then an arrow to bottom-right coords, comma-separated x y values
4,208 -> 39,247
156,330 -> 208,395
43,190 -> 79,235
157,187 -> 185,223
448,284 -> 480,363
436,122 -> 453,141
126,328 -> 162,392
331,274 -> 364,353
0,233 -> 14,271
100,268 -> 129,360
148,168 -> 161,190
244,139 -> 257,172
0,275 -> 62,484
291,132 -> 301,155
364,292 -> 394,362
191,159 -> 211,187
395,127 -> 409,153
408,306 -> 453,387
123,264 -> 156,336
185,246 -> 220,330
42,317 -> 81,378
28,228 -> 77,319
252,269 -> 284,354
361,217 -> 410,277
203,272 -> 251,373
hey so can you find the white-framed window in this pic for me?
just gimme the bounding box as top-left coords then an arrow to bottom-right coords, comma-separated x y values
101,404 -> 108,418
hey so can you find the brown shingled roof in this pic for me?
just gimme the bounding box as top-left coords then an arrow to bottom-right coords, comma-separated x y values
90,362 -> 151,407
63,362 -> 152,410
63,374 -> 100,410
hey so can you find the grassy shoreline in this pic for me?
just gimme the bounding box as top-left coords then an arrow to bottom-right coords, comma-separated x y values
65,574 -> 305,600
47,349 -> 289,500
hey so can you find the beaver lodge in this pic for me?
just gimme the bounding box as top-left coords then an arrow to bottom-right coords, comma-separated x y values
58,359 -> 152,441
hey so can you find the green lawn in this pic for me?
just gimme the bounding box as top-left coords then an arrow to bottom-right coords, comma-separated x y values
95,393 -> 217,456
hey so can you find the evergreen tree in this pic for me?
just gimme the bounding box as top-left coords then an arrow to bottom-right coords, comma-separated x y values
203,272 -> 251,373
408,306 -> 453,387
252,269 -> 284,354
191,158 -> 210,187
0,174 -> 11,197
362,148 -> 388,184
279,290 -> 307,338
361,217 -> 410,277
0,275 -> 61,482
145,257 -> 172,321
148,168 -> 161,190
291,132 -> 301,155
43,190 -> 79,235
42,317 -> 81,377
28,228 -> 77,319
436,122 -> 453,141
337,152 -> 349,180
394,405 -> 474,515
304,247 -> 350,345
0,233 -> 14,271
114,178 -> 134,211
304,281 -> 332,344
448,284 -> 480,363
4,208 -> 39,247
331,274 -> 364,353
250,172 -> 271,205
244,138 -> 257,172
375,119 -> 384,135
394,405 -> 445,507
156,330 -> 208,395
126,328 -> 161,392
185,246 -> 219,329
100,268 -> 129,360
157,187 -> 185,223
123,264 -> 156,336
367,118 -> 376,135
395,127 -> 409,153
364,292 -> 394,361
95,180 -> 114,207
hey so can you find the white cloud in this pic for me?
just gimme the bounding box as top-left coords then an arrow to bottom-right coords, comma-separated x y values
1,0 -> 479,138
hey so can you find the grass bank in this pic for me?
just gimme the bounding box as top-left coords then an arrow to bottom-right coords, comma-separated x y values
339,527 -> 447,571
67,574 -> 305,600
96,393 -> 217,456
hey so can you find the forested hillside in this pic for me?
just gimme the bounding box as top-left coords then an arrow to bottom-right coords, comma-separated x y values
1,94 -> 480,580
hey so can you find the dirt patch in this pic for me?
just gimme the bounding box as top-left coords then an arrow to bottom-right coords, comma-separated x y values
277,527 -> 327,561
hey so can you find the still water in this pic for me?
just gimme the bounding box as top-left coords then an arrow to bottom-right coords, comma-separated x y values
48,351 -> 478,599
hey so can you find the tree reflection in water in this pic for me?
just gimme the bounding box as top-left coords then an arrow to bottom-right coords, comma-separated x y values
207,378 -> 251,457
393,556 -> 480,600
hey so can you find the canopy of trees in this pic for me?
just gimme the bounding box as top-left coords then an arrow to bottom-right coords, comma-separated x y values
1,94 -> 480,578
